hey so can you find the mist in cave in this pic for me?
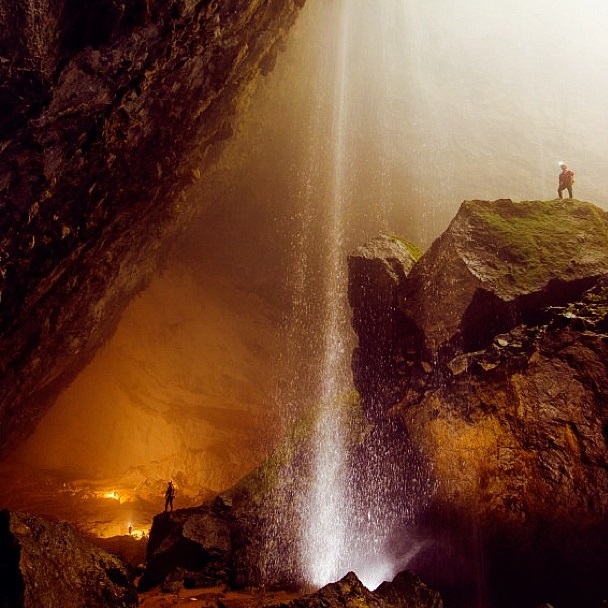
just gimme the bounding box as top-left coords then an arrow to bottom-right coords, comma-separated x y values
4,0 -> 608,591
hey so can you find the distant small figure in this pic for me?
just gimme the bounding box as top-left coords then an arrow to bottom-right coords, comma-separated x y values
164,480 -> 176,512
558,163 -> 575,199
128,524 -> 133,535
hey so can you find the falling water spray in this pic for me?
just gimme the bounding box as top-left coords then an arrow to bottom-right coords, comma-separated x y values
300,0 -> 353,587
243,0 -> 436,591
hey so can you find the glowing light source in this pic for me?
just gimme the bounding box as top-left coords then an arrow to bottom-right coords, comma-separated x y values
101,491 -> 121,502
125,525 -> 149,540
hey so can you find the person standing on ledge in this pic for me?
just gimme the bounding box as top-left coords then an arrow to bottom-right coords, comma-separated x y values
558,163 -> 575,199
164,480 -> 176,512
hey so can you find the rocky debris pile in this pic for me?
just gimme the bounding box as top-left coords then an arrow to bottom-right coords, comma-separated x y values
0,509 -> 137,608
266,571 -> 442,608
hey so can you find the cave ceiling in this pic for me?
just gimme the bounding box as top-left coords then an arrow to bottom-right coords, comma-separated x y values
0,0 -> 307,456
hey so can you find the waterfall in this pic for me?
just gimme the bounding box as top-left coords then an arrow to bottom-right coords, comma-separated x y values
250,0 -> 433,591
300,0 -> 352,586
189,0 -> 608,595
296,0 -> 423,590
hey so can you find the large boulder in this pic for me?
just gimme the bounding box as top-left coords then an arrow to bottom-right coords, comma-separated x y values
401,290 -> 608,608
0,509 -> 137,608
401,199 -> 608,361
348,234 -> 421,419
348,201 -> 608,607
139,496 -> 234,591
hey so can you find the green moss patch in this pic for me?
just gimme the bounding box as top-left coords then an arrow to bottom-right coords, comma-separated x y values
458,199 -> 608,290
388,235 -> 423,261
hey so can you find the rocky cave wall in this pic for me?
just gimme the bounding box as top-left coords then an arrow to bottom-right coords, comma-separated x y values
0,0 -> 306,455
349,199 -> 608,607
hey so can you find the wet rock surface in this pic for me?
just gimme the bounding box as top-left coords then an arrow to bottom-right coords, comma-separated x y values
348,200 -> 608,607
140,495 -> 235,591
267,571 -> 442,608
375,570 -> 443,608
0,508 -> 137,608
348,234 -> 421,421
0,0 -> 307,455
140,428 -> 311,591
402,199 -> 608,361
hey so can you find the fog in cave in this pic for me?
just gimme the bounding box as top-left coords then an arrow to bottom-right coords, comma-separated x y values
5,0 -> 608,543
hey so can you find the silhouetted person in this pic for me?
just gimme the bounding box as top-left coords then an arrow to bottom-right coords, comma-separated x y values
558,163 -> 575,199
164,480 -> 175,512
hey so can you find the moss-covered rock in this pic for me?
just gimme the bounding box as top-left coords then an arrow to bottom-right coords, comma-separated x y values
402,199 -> 608,360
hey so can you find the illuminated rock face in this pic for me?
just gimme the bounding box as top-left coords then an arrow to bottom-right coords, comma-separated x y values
10,266 -> 280,501
349,200 -> 608,607
0,0 -> 306,455
0,509 -> 137,608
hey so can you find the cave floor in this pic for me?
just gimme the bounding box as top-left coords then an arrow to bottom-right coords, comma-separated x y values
0,460 -> 181,540
139,586 -> 301,608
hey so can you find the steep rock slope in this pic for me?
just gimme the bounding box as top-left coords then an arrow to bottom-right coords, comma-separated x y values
0,0 -> 306,454
348,199 -> 608,607
0,509 -> 137,608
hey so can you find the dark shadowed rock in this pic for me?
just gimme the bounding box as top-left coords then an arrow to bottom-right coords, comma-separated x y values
348,234 -> 421,420
402,199 -> 608,360
376,570 -> 443,608
139,495 -> 234,591
272,572 -> 384,608
0,0 -> 307,456
266,571 -> 442,608
0,509 -> 137,608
